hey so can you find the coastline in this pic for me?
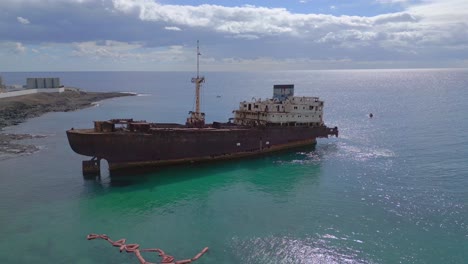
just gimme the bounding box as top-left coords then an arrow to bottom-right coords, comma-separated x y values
0,90 -> 135,159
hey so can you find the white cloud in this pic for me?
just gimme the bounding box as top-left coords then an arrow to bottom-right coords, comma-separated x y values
5,0 -> 92,4
164,26 -> 181,31
15,42 -> 27,54
113,0 -> 468,56
228,34 -> 260,40
8,1 -> 468,48
0,42 -> 27,55
113,0 -> 419,37
376,0 -> 411,3
112,1 -> 305,35
72,40 -> 143,59
408,0 -> 468,24
108,1 -> 417,48
1,0 -> 467,70
17,16 -> 30,24
72,40 -> 191,63
318,30 -> 380,47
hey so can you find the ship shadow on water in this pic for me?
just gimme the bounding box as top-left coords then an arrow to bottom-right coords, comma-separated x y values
87,143 -> 336,191
78,143 -> 340,228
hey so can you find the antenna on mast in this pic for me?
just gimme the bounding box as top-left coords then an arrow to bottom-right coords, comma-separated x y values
197,40 -> 200,78
186,40 -> 205,128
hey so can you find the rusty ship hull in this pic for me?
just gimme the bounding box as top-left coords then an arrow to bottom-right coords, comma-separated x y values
67,124 -> 338,172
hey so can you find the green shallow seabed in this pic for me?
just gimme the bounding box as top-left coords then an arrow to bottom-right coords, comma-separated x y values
2,147 -> 465,264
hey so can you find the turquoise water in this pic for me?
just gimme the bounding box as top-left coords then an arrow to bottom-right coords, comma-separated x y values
0,69 -> 467,263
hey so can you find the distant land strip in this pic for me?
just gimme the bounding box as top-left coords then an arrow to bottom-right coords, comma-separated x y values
0,90 -> 135,129
0,90 -> 134,160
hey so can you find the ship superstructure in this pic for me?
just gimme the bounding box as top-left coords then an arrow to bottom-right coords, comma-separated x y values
234,84 -> 324,127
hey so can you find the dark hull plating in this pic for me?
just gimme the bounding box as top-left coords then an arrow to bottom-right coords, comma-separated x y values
67,125 -> 338,171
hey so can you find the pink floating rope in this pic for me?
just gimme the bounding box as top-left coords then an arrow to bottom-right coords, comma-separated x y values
87,234 -> 209,264
191,247 -> 209,261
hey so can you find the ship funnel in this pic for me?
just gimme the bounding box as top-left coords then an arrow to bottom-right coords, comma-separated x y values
273,84 -> 294,102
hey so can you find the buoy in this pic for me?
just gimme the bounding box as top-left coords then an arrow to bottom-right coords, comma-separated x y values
369,113 -> 373,118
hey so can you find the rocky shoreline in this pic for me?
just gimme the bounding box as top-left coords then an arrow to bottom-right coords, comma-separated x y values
0,90 -> 135,160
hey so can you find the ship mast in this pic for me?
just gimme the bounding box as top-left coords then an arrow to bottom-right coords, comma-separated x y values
195,40 -> 201,114
186,40 -> 205,128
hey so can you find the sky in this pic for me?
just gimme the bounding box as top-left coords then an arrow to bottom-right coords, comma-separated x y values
0,0 -> 467,71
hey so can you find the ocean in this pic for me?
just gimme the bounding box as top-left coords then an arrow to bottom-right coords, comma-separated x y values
0,69 -> 467,263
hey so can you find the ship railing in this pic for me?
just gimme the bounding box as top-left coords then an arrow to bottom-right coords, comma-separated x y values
110,118 -> 134,124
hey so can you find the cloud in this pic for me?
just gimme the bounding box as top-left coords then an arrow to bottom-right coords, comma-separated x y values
318,30 -> 380,47
0,0 -> 467,70
17,16 -> 30,24
228,34 -> 260,40
376,0 -> 411,4
113,0 -> 418,37
72,40 -> 191,62
109,0 -> 440,54
4,1 -> 468,52
109,0 -> 460,52
164,26 -> 181,31
372,12 -> 418,24
14,42 -> 27,54
408,0 -> 468,24
0,42 -> 27,54
112,1 -> 300,35
72,40 -> 143,59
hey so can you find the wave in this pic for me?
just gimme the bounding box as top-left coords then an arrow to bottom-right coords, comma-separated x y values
338,142 -> 395,162
119,92 -> 152,96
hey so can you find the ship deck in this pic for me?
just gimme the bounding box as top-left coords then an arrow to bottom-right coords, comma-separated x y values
69,127 -> 252,134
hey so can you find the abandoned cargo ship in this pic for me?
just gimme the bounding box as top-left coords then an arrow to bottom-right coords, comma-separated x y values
66,43 -> 338,174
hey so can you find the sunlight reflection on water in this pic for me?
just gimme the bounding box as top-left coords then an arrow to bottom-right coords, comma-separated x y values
231,235 -> 373,264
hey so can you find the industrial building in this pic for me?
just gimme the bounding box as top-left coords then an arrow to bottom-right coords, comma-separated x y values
26,78 -> 61,89
0,76 -> 5,92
